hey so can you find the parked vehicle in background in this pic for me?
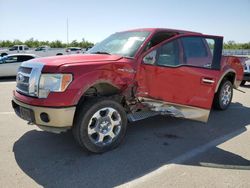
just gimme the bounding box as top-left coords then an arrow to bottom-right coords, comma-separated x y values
0,45 -> 31,57
0,45 -> 84,57
65,47 -> 82,54
0,54 -> 36,77
35,46 -> 50,51
240,58 -> 250,86
9,45 -> 29,51
12,28 -> 244,153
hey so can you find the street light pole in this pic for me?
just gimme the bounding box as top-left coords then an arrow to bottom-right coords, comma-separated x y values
67,18 -> 69,47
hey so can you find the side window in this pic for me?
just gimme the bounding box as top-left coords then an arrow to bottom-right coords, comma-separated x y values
181,37 -> 213,68
5,56 -> 18,63
144,32 -> 177,52
157,40 -> 180,67
142,39 -> 181,67
17,56 -> 34,62
143,50 -> 157,65
142,36 -> 221,69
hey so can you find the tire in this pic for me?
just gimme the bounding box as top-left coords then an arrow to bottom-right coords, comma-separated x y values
240,80 -> 246,86
56,53 -> 63,56
73,97 -> 127,153
213,80 -> 233,110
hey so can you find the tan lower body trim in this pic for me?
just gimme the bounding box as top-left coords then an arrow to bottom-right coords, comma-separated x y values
13,98 -> 76,128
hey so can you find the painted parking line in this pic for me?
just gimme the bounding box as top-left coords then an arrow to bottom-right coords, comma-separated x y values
122,125 -> 250,187
0,82 -> 16,85
0,112 -> 15,115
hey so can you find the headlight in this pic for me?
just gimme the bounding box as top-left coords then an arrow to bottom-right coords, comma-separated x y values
38,74 -> 73,98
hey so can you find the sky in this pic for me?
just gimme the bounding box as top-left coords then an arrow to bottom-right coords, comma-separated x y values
0,0 -> 250,44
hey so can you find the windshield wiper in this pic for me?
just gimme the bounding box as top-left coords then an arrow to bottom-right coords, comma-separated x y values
91,51 -> 111,55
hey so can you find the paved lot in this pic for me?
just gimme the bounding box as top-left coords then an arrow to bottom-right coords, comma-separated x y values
0,78 -> 250,188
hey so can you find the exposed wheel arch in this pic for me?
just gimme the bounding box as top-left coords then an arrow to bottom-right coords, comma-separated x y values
75,82 -> 123,112
215,70 -> 236,93
84,82 -> 120,97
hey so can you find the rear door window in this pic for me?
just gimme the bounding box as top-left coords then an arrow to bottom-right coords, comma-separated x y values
17,56 -> 34,62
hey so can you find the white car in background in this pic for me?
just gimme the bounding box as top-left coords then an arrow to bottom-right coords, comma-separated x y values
0,54 -> 37,77
241,58 -> 250,86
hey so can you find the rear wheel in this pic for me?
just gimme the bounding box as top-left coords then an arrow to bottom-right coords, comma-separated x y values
213,80 -> 233,110
73,97 -> 127,153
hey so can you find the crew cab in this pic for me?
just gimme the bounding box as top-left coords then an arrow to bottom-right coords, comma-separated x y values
12,28 -> 244,153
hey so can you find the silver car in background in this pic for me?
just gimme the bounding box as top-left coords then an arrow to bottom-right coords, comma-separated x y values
0,54 -> 37,77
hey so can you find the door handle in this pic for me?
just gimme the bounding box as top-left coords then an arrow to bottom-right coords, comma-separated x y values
202,78 -> 215,84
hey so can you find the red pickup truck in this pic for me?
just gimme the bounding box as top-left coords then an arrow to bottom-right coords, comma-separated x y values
12,28 -> 244,153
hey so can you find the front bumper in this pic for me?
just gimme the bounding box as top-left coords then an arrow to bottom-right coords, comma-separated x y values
12,97 -> 76,129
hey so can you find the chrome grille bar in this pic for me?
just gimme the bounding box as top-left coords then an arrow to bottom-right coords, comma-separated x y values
16,62 -> 44,97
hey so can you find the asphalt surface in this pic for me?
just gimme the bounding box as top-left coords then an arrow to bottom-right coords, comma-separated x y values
0,77 -> 250,188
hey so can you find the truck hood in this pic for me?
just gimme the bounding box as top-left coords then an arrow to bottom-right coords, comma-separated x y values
30,54 -> 123,67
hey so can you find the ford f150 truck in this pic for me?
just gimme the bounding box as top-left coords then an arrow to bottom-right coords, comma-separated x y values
12,28 -> 244,153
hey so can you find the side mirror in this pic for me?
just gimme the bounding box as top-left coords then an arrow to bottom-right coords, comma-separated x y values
143,50 -> 157,65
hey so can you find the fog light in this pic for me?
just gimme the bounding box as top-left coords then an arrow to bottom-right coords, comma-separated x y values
40,113 -> 50,123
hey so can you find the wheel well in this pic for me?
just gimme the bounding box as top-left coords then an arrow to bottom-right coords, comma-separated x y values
76,83 -> 122,108
74,83 -> 125,123
1,53 -> 8,57
84,83 -> 120,97
216,72 -> 236,93
223,72 -> 235,84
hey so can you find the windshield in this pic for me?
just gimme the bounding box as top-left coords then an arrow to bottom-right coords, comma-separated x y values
87,31 -> 150,58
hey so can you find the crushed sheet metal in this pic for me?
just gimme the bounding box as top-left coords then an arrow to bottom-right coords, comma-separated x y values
139,97 -> 210,122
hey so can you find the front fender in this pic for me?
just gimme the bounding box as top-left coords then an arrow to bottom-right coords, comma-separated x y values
71,68 -> 134,105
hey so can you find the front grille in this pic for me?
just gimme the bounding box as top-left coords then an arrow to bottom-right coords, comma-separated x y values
15,62 -> 44,97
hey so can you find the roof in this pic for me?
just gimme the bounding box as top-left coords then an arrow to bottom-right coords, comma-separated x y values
121,28 -> 202,34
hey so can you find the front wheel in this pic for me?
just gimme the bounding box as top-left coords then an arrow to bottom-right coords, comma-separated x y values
213,80 -> 233,110
73,98 -> 127,153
